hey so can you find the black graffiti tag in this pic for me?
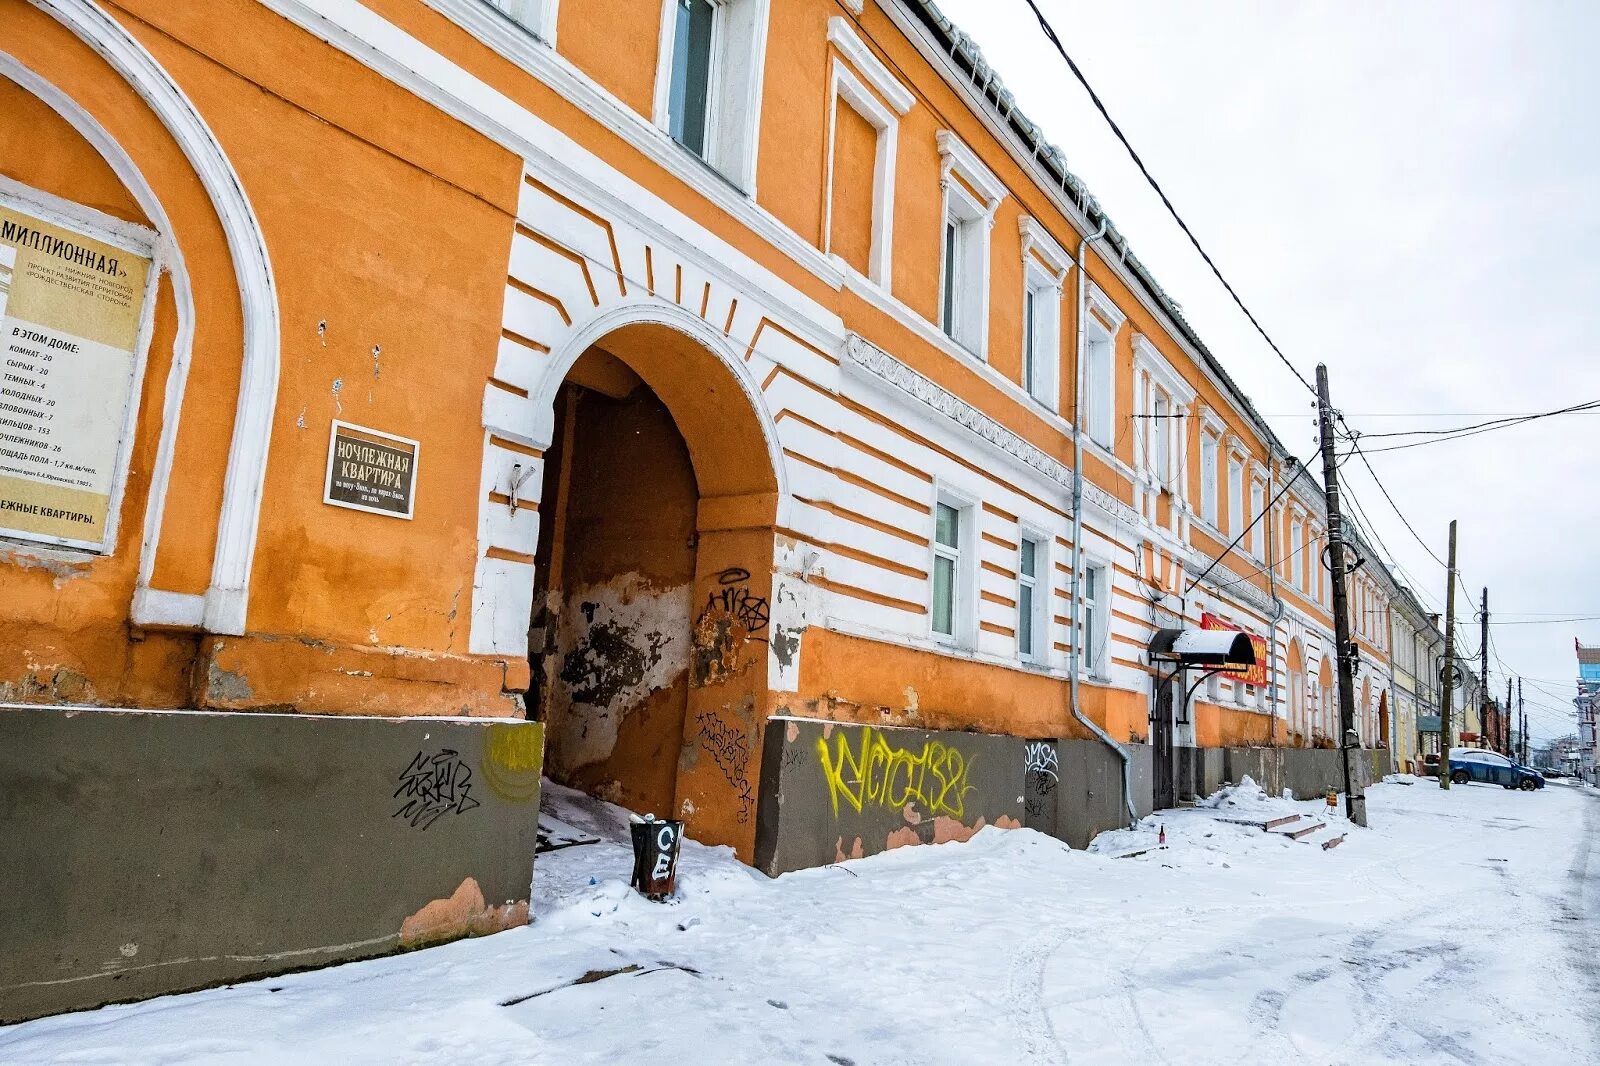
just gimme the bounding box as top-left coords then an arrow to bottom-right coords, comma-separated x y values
695,711 -> 755,823
393,749 -> 481,829
702,568 -> 769,636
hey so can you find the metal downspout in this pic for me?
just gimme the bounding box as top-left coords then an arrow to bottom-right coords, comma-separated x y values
1069,219 -> 1136,824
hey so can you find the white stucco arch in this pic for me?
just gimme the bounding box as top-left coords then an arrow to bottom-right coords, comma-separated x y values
472,294 -> 795,656
527,299 -> 791,509
29,0 -> 280,636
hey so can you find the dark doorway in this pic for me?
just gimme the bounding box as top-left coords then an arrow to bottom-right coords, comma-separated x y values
529,348 -> 697,818
1151,676 -> 1175,811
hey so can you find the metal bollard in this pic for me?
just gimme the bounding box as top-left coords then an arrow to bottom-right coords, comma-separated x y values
628,815 -> 683,901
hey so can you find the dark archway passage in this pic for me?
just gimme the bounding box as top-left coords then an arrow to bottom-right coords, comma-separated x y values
525,321 -> 780,855
530,360 -> 696,817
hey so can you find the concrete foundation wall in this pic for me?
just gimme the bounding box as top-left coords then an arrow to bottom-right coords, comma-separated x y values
1222,746 -> 1393,799
754,717 -> 1026,875
1054,738 -> 1145,849
0,706 -> 543,1023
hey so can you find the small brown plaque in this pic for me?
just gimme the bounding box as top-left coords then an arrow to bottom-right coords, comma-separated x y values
323,420 -> 418,520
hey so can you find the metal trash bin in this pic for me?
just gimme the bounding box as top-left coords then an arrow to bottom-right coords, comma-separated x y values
629,816 -> 683,901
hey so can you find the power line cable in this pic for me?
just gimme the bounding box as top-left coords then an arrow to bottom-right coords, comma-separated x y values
1354,399 -> 1600,440
1355,401 -> 1600,454
1017,0 -> 1317,399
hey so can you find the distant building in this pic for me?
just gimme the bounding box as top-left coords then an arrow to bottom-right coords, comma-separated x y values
1575,641 -> 1600,782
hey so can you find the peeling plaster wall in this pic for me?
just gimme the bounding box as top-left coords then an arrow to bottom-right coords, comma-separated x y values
545,573 -> 690,799
0,705 -> 542,1024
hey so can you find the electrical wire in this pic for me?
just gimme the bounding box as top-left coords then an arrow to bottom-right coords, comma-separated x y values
1016,0 -> 1318,399
1354,400 -> 1600,440
1355,401 -> 1600,454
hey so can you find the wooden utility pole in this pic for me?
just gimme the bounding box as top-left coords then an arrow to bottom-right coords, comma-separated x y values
1519,678 -> 1527,764
1315,364 -> 1366,825
1480,588 -> 1491,750
1439,521 -> 1459,789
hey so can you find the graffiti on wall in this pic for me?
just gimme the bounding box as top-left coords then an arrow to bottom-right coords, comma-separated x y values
815,726 -> 974,820
693,567 -> 769,686
1023,741 -> 1059,820
394,749 -> 481,829
694,710 -> 755,823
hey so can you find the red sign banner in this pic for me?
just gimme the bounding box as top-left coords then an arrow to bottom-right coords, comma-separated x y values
1200,612 -> 1268,687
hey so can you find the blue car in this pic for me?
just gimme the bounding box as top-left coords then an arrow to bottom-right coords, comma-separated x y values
1448,748 -> 1545,790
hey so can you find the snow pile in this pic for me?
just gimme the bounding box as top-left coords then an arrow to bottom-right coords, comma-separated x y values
2,778 -> 1593,1065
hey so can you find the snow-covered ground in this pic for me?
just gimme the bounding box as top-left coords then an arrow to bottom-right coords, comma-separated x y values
4,777 -> 1596,1065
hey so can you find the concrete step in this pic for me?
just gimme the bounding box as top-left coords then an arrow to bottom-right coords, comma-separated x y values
1279,821 -> 1327,841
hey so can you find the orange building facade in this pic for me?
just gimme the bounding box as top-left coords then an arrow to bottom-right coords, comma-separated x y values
2,0 -> 1399,1014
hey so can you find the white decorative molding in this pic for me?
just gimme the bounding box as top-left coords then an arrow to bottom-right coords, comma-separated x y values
935,129 -> 1005,211
1084,279 -> 1125,330
27,0 -> 281,637
841,334 -> 1138,528
1132,332 -> 1196,405
485,0 -> 558,44
827,16 -> 914,115
1018,214 -> 1070,282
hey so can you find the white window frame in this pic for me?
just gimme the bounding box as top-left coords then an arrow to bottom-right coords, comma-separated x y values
487,0 -> 559,43
936,131 -> 1004,358
1081,281 -> 1123,452
1017,531 -> 1048,664
1079,559 -> 1110,680
1131,333 -> 1194,496
1018,216 -> 1069,410
1226,456 -> 1244,539
822,18 -> 913,287
930,487 -> 978,648
1249,477 -> 1266,559
652,0 -> 771,192
1200,431 -> 1220,528
1290,517 -> 1305,590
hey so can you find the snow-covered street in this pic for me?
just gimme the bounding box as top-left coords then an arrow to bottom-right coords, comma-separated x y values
4,778 -> 1595,1065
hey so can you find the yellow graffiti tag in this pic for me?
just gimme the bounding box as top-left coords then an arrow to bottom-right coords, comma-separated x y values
482,722 -> 544,802
815,727 -> 975,820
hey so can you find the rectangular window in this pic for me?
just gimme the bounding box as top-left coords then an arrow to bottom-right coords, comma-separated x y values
1081,563 -> 1107,677
1250,480 -> 1265,558
1082,323 -> 1113,448
1023,287 -> 1037,397
1153,393 -> 1171,485
1291,519 -> 1305,589
940,218 -> 961,341
1018,537 -> 1039,660
1021,272 -> 1062,408
667,0 -> 718,159
1200,433 -> 1219,526
1227,459 -> 1244,538
932,502 -> 961,638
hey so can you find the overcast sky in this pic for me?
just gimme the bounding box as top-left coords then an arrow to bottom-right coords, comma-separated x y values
936,0 -> 1600,742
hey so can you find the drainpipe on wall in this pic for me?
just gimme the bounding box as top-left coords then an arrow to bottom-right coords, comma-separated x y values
1068,219 -> 1137,825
